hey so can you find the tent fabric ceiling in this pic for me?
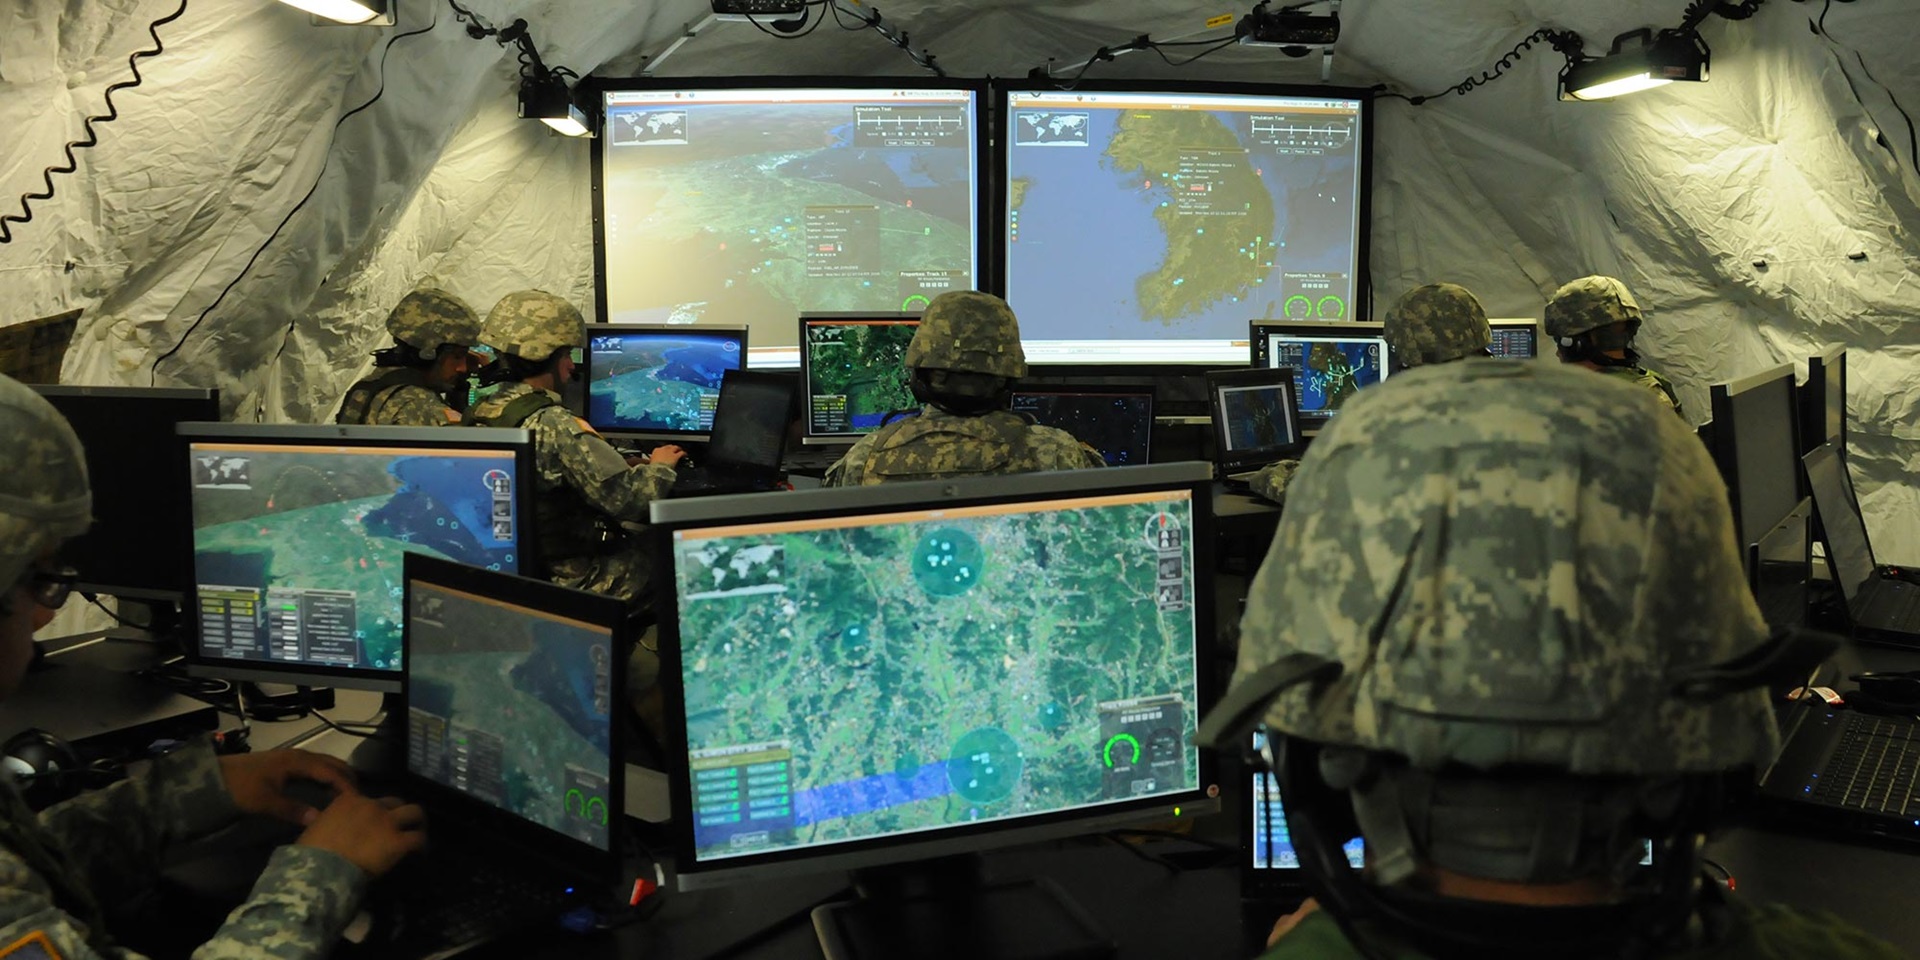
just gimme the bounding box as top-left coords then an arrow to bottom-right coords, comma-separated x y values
1,0 -> 1916,557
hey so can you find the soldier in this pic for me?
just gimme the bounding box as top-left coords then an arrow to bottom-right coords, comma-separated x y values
1545,275 -> 1685,417
334,286 -> 485,426
1198,361 -> 1897,959
1246,282 -> 1491,505
823,291 -> 1105,486
467,290 -> 684,604
0,373 -> 425,959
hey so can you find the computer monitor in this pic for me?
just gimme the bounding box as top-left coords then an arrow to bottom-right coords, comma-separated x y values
594,79 -> 986,367
583,323 -> 747,441
1248,320 -> 1389,432
650,463 -> 1219,891
179,424 -> 536,692
403,553 -> 626,862
1801,344 -> 1846,456
998,82 -> 1372,364
1008,384 -> 1154,466
706,370 -> 799,472
1207,368 -> 1302,476
1708,365 -> 1801,553
1248,730 -> 1363,873
800,313 -> 921,442
33,386 -> 220,602
1486,319 -> 1540,360
1749,499 -> 1812,632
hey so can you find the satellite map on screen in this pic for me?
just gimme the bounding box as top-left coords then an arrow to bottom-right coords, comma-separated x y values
1267,337 -> 1385,419
673,493 -> 1200,861
587,331 -> 743,432
805,322 -> 920,433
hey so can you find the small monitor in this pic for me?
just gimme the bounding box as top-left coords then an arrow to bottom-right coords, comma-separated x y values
800,313 -> 921,442
651,463 -> 1218,890
1008,385 -> 1155,466
1207,368 -> 1302,475
1249,321 -> 1389,431
1800,344 -> 1845,456
180,424 -> 536,692
1708,365 -> 1800,552
33,386 -> 220,601
707,370 -> 799,472
583,324 -> 747,440
1486,319 -> 1540,360
1249,731 -> 1363,873
404,554 -> 626,866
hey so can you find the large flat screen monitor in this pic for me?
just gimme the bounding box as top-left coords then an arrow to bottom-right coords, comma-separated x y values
1708,365 -> 1801,552
583,323 -> 747,440
594,80 -> 986,367
800,313 -> 920,442
180,424 -> 536,692
1007,385 -> 1154,466
998,83 -> 1371,364
1248,320 -> 1389,432
33,386 -> 220,602
650,463 -> 1219,890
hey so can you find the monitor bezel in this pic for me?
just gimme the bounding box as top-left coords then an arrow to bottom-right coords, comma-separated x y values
648,463 -> 1222,890
34,385 -> 220,602
582,322 -> 751,442
798,312 -> 923,443
1205,367 -> 1303,474
401,552 -> 628,876
1485,318 -> 1542,361
176,422 -> 538,693
1707,364 -> 1800,553
991,78 -> 1376,366
585,76 -> 992,363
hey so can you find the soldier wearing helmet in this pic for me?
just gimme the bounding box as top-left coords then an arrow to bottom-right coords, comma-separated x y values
823,291 -> 1105,487
1545,275 -> 1684,417
334,286 -> 485,426
1198,362 -> 1891,959
0,373 -> 428,957
468,290 -> 685,605
1246,283 -> 1492,505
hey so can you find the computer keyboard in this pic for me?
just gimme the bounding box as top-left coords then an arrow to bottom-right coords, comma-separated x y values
376,856 -> 575,955
1811,713 -> 1920,815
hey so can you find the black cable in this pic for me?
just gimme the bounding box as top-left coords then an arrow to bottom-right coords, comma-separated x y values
820,1 -> 944,76
0,0 -> 189,245
1374,27 -> 1584,106
152,0 -> 438,387
311,710 -> 383,739
1101,833 -> 1180,872
81,592 -> 146,630
1150,35 -> 1242,68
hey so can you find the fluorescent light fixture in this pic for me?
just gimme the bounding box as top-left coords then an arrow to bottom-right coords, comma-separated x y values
1560,28 -> 1709,101
271,0 -> 387,24
519,75 -> 593,138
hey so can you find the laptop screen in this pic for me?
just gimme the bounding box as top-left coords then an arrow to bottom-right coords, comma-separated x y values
1250,731 -> 1363,871
405,578 -> 618,852
708,372 -> 795,471
1008,389 -> 1154,466
1215,380 -> 1300,457
1803,443 -> 1876,606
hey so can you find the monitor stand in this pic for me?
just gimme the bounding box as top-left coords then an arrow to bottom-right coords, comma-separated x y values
810,854 -> 1115,960
105,597 -> 188,648
346,692 -> 406,782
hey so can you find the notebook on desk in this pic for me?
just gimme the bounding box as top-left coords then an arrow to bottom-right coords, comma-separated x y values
1205,369 -> 1302,487
1803,441 -> 1920,644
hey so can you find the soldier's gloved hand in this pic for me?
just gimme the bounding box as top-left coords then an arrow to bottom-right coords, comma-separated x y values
648,444 -> 688,468
297,791 -> 427,879
218,749 -> 357,826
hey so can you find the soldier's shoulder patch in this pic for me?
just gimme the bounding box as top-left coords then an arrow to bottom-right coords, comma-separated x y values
574,417 -> 601,436
0,931 -> 63,960
441,408 -> 462,424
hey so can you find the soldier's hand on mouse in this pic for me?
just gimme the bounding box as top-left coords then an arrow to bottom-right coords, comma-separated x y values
648,445 -> 688,468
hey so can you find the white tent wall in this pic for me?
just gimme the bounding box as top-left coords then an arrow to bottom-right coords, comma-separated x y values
1,0 -> 1915,558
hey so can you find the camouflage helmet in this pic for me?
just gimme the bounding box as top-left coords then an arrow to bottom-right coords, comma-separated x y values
0,375 -> 92,593
904,291 -> 1028,379
1218,361 -> 1777,778
1382,283 -> 1491,367
481,290 -> 587,363
1544,275 -> 1643,340
386,286 -> 482,359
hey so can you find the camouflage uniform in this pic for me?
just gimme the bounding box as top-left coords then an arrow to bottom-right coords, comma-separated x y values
470,292 -> 674,604
0,376 -> 363,958
823,291 -> 1105,487
1245,283 -> 1491,506
1544,275 -> 1685,417
334,287 -> 481,427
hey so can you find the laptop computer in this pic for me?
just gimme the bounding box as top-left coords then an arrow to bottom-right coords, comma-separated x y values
1206,369 -> 1302,486
1758,693 -> 1920,845
1009,383 -> 1155,466
672,370 -> 798,497
368,553 -> 628,958
1803,441 -> 1920,643
1240,731 -> 1363,951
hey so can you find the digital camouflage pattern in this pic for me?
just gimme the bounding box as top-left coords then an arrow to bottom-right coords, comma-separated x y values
468,382 -> 674,603
903,291 -> 1028,379
824,407 -> 1105,487
1246,459 -> 1301,504
481,290 -> 587,363
1544,275 -> 1643,340
0,375 -> 91,590
1227,360 -> 1778,776
0,740 -> 364,959
332,369 -> 460,427
1597,363 -> 1686,418
385,287 -> 481,358
1382,283 -> 1491,368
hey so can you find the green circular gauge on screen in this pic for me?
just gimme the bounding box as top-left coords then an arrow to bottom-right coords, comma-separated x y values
1283,295 -> 1314,319
1316,296 -> 1348,319
1102,733 -> 1142,768
901,294 -> 932,311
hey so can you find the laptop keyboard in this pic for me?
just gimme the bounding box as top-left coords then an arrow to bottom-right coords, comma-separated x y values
1809,713 -> 1920,815
380,856 -> 575,953
1861,579 -> 1920,628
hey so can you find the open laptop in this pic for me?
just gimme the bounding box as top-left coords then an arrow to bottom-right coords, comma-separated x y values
371,553 -> 627,958
1759,691 -> 1920,845
673,370 -> 797,498
1206,369 -> 1302,486
1009,383 -> 1155,466
1803,441 -> 1920,644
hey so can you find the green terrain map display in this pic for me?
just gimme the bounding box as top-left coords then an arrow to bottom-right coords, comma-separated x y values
673,493 -> 1200,860
804,322 -> 919,432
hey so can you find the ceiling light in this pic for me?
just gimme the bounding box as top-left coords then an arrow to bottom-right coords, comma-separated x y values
270,0 -> 388,25
1560,28 -> 1709,101
519,75 -> 592,138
